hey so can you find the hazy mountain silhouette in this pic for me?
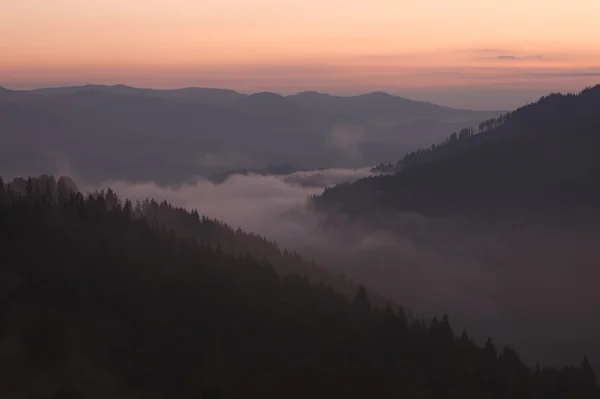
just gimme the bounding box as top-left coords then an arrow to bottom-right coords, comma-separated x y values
227,91 -> 314,119
0,85 -> 501,183
26,85 -> 502,125
29,84 -> 245,106
288,90 -> 502,126
369,118 -> 494,147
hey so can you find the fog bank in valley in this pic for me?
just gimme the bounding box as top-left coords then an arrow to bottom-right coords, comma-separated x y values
88,167 -> 600,370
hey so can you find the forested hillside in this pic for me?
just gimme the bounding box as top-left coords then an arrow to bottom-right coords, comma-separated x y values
128,190 -> 389,307
4,175 -> 387,308
1,176 -> 598,398
314,85 -> 600,215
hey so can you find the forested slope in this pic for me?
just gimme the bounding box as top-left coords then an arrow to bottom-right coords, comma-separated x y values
0,176 -> 598,398
314,85 -> 600,215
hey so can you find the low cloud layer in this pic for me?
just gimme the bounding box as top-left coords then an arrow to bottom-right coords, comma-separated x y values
89,168 -> 373,239
87,167 -> 600,370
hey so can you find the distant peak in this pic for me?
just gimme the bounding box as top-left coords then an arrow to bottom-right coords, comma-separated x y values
112,84 -> 134,89
249,91 -> 284,98
81,84 -> 106,89
295,91 -> 326,96
363,91 -> 392,97
180,87 -> 239,93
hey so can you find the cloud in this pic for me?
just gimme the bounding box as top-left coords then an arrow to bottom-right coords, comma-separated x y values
524,71 -> 600,77
87,168 -> 374,239
326,124 -> 365,161
495,54 -> 545,60
84,166 -> 600,369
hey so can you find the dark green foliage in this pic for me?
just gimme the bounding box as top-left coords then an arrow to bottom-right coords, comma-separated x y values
0,178 -> 597,398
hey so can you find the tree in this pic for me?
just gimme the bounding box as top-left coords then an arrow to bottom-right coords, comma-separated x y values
396,306 -> 408,329
351,285 -> 371,318
439,313 -> 455,343
459,127 -> 473,139
26,177 -> 33,196
0,177 -> 4,204
581,356 -> 598,397
123,199 -> 133,218
477,337 -> 498,390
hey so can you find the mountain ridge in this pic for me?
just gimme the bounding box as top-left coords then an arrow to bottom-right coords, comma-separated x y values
313,85 -> 600,216
0,84 -> 503,184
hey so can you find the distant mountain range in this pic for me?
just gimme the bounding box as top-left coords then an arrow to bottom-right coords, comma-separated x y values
288,90 -> 500,126
0,84 -> 503,184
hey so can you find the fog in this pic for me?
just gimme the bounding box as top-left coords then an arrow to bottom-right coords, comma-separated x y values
88,167 -> 600,370
90,168 -> 372,239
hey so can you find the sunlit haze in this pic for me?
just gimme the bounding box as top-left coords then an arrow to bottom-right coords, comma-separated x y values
2,0 -> 600,108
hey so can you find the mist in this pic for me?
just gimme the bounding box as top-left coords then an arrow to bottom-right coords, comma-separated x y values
87,167 -> 600,371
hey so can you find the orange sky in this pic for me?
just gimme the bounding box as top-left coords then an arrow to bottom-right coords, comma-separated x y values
2,0 -> 600,108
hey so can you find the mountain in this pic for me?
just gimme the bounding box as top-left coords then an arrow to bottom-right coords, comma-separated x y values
307,85 -> 600,375
288,91 -> 502,126
0,102 -> 77,178
0,85 -> 501,184
372,118 -> 488,143
0,89 -> 322,183
1,177 -> 597,398
313,85 -> 600,215
227,92 -> 315,119
27,84 -> 246,106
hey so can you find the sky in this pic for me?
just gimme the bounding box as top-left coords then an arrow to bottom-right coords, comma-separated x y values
2,0 -> 600,109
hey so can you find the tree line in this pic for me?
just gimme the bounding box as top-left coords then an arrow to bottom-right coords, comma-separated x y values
397,112 -> 512,171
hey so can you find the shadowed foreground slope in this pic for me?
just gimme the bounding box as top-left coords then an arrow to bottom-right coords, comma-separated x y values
0,177 -> 598,398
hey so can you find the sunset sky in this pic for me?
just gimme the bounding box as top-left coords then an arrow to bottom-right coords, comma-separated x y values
2,0 -> 600,108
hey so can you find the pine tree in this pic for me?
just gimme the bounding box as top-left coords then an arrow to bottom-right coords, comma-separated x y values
351,286 -> 371,318
0,177 -> 4,204
26,177 -> 34,196
581,356 -> 598,397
